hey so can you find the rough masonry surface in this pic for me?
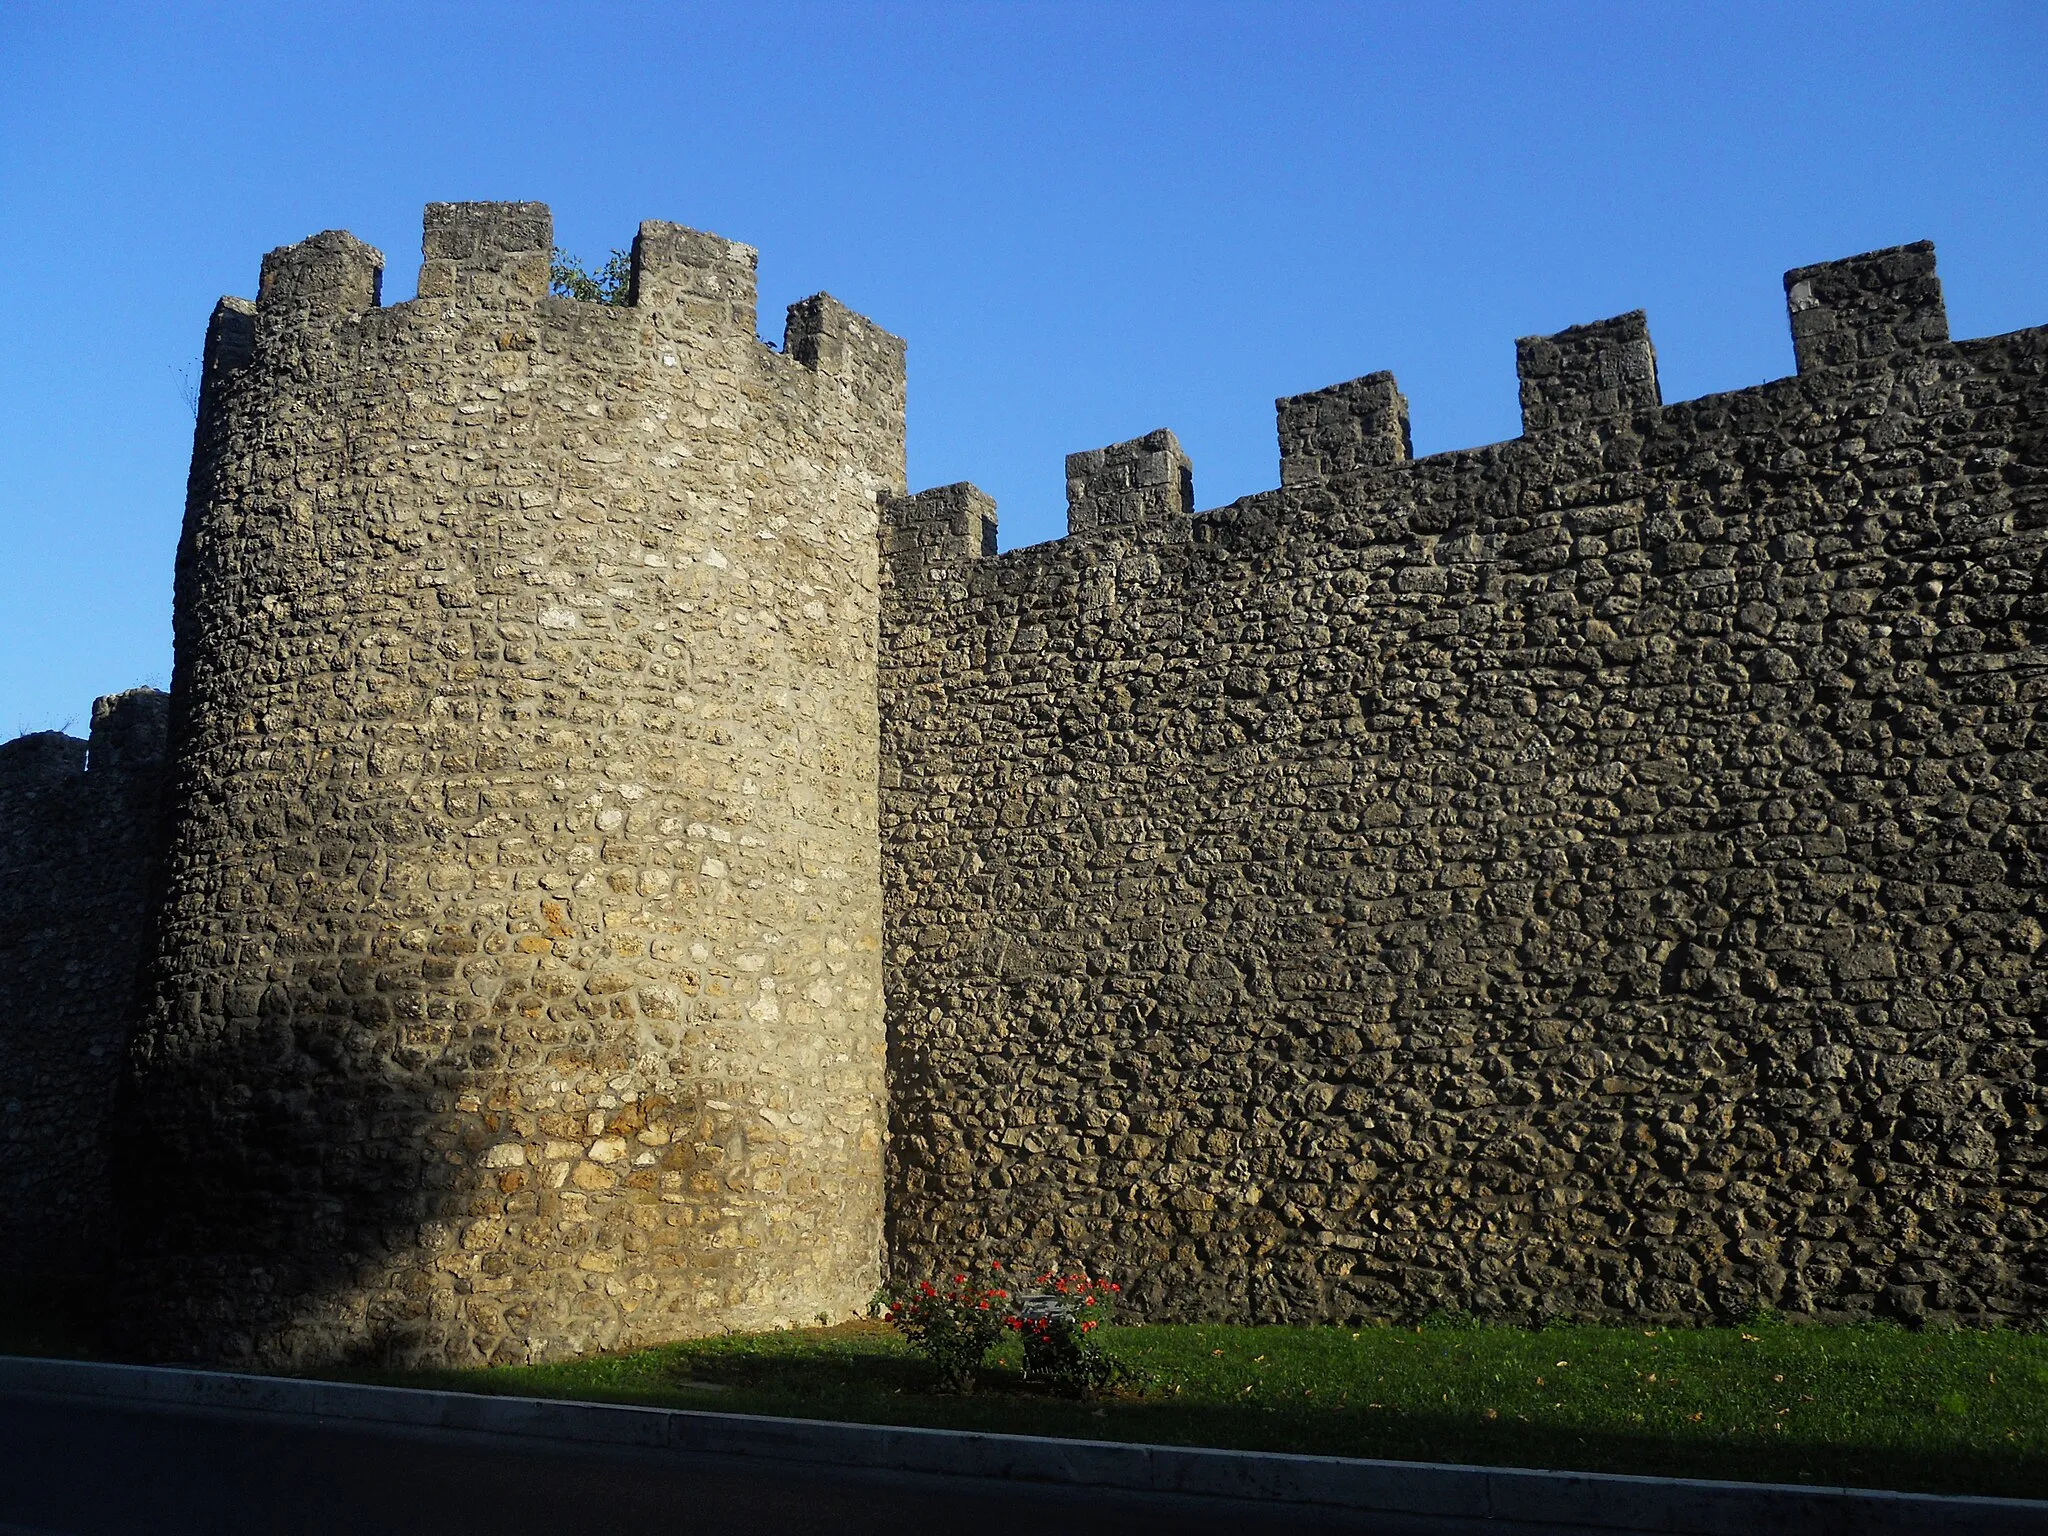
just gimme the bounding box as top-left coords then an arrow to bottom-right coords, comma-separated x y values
881,242 -> 2048,1327
119,203 -> 904,1367
0,691 -> 166,1285
0,222 -> 2042,1362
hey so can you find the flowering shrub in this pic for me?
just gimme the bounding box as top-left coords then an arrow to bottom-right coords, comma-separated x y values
873,1262 -> 1010,1392
877,1263 -> 1129,1396
1011,1270 -> 1126,1395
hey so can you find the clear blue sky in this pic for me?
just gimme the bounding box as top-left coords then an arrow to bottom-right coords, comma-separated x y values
2,1 -> 2042,735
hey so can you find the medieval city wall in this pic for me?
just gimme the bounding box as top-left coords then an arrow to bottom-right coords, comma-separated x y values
881,245 -> 2048,1326
120,202 -> 905,1368
3,227 -> 2042,1354
0,690 -> 166,1283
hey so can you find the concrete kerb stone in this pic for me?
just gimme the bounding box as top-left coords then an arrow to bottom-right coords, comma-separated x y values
3,1357 -> 2042,1534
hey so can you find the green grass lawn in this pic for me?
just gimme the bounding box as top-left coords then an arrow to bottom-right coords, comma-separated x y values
353,1317 -> 2048,1500
6,1280 -> 2037,1500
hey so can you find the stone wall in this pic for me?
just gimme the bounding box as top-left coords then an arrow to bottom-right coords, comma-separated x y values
120,203 -> 904,1368
0,690 -> 166,1283
3,227 -> 2042,1352
881,243 -> 2048,1327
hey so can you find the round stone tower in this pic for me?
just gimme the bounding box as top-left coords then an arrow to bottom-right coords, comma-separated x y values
123,203 -> 903,1368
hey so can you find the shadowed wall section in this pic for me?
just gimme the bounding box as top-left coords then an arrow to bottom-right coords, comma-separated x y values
880,244 -> 2048,1327
0,691 -> 167,1286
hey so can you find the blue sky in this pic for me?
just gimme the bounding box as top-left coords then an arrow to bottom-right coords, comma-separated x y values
2,1 -> 2042,734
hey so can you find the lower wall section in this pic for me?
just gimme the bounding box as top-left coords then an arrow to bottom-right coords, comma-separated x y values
0,690 -> 167,1284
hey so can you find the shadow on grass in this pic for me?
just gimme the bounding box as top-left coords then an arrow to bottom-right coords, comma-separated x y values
8,1296 -> 2043,1503
349,1326 -> 2048,1503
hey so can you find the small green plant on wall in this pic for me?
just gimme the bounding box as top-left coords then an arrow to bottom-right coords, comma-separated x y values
550,246 -> 632,305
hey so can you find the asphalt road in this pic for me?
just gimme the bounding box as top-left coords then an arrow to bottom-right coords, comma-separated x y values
0,1394 -> 1527,1536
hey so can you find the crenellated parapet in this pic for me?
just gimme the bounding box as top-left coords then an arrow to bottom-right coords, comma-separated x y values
884,240 -> 2026,601
259,227 -> 386,317
1065,429 -> 1195,545
1277,371 -> 1412,487
884,482 -> 998,596
204,204 -> 905,415
0,731 -> 86,794
416,201 -> 549,308
628,219 -> 753,326
1514,310 -> 1661,434
1785,240 -> 1948,373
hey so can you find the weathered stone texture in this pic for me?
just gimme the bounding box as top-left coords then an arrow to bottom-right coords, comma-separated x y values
1277,372 -> 1412,488
1786,240 -> 1948,374
881,244 -> 2048,1328
3,226 -> 2040,1355
120,202 -> 904,1367
0,691 -> 167,1281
